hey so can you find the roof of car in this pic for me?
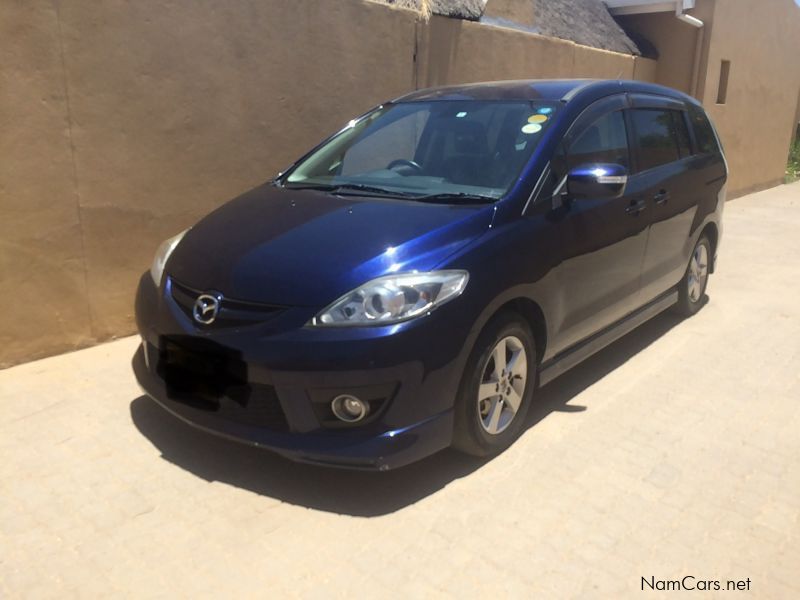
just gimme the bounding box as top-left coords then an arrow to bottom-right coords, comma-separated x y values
395,79 -> 696,105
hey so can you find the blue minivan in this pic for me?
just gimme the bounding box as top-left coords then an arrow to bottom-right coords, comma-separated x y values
134,79 -> 726,470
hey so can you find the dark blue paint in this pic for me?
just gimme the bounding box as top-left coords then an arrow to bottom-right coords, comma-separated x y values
167,186 -> 493,307
134,80 -> 726,469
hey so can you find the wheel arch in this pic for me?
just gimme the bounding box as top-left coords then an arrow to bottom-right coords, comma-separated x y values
700,221 -> 719,273
492,297 -> 547,366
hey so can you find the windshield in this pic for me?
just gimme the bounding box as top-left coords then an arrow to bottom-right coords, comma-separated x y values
281,100 -> 560,202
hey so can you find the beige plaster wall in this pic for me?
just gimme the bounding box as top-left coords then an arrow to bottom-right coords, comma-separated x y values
633,57 -> 658,83
0,1 -> 94,365
699,0 -> 800,195
617,0 -> 716,95
417,15 -> 636,87
0,1 -> 664,367
1,0 -> 418,367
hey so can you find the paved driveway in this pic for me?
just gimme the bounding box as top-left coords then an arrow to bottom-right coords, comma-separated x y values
2,184 -> 799,598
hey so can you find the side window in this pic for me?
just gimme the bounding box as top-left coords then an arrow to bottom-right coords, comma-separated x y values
565,110 -> 629,171
672,111 -> 692,157
630,109 -> 680,171
688,105 -> 719,155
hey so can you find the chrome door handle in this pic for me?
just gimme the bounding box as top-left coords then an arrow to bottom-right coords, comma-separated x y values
625,200 -> 647,215
654,190 -> 670,205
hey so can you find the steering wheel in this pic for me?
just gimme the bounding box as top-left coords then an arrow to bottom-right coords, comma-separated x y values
387,159 -> 423,175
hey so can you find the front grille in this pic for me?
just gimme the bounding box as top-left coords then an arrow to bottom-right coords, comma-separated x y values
157,336 -> 289,432
214,384 -> 288,431
169,278 -> 284,328
170,382 -> 289,432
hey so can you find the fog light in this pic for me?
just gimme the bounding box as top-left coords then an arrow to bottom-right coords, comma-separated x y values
331,394 -> 369,423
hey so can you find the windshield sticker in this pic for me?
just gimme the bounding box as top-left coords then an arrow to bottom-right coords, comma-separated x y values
521,123 -> 543,134
527,114 -> 548,124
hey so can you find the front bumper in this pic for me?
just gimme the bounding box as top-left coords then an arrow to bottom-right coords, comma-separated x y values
133,273 -> 472,470
134,344 -> 452,470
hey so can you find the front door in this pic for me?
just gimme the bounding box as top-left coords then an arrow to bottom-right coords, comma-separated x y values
547,96 -> 650,354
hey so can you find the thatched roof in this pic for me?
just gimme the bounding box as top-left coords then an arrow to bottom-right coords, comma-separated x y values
430,0 -> 487,19
524,0 -> 640,55
378,0 -> 487,20
375,0 -> 640,55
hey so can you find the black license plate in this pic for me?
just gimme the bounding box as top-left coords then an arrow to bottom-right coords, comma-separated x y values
158,336 -> 248,408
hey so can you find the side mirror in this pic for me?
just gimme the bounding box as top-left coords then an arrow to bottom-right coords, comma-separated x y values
566,163 -> 628,199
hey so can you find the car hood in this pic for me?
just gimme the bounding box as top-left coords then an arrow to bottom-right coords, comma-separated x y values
167,183 -> 493,306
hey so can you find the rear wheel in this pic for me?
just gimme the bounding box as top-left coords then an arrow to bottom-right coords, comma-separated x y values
452,311 -> 536,457
674,235 -> 711,317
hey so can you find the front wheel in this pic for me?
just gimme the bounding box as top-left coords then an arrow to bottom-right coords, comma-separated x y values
452,311 -> 536,457
674,235 -> 711,317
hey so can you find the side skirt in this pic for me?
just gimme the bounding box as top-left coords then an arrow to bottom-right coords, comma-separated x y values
538,289 -> 678,387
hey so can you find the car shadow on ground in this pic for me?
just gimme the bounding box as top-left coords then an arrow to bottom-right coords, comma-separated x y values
130,308 -> 688,516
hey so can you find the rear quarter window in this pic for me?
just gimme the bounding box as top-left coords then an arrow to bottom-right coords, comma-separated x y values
672,111 -> 692,158
688,105 -> 720,155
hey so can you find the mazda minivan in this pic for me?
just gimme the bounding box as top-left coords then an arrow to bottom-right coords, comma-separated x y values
133,79 -> 726,469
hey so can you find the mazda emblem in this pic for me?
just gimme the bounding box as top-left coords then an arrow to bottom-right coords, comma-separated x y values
193,293 -> 221,325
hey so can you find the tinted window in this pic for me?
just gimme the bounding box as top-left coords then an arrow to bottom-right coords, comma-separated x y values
631,109 -> 680,171
688,105 -> 719,154
672,111 -> 692,157
285,100 -> 560,199
341,110 -> 429,175
566,110 -> 629,170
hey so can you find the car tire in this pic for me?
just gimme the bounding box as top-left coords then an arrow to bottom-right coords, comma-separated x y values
452,311 -> 536,458
674,235 -> 711,317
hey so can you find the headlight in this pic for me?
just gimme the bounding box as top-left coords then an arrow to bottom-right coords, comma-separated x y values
150,230 -> 188,286
309,270 -> 468,327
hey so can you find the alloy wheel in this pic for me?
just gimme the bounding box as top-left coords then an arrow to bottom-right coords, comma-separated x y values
688,243 -> 709,302
477,335 -> 528,435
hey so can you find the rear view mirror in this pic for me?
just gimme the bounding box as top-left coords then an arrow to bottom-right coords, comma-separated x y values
566,163 -> 628,199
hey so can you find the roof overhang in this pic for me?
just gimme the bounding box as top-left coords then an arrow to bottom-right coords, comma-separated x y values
604,0 -> 695,15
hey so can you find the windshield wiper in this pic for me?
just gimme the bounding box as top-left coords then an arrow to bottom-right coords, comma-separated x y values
282,184 -> 496,203
413,192 -> 498,204
331,183 -> 417,197
282,182 -> 416,198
